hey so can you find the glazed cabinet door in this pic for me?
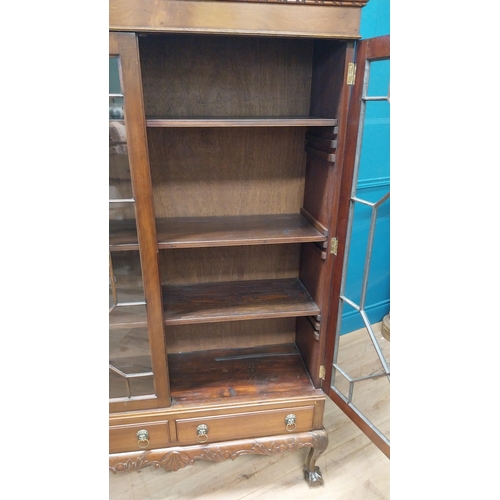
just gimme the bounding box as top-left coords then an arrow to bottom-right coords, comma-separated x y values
323,34 -> 390,457
109,33 -> 170,412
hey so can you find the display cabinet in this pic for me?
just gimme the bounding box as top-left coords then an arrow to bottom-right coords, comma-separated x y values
109,0 -> 378,486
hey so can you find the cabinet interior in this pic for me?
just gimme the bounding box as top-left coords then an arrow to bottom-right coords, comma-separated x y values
110,33 -> 348,404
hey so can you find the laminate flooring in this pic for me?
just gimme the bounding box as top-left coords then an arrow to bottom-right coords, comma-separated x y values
109,323 -> 390,499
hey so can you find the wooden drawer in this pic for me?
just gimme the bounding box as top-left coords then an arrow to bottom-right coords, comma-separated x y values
110,420 -> 170,453
176,406 -> 315,445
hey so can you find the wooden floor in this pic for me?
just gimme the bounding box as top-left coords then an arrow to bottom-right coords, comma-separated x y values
109,324 -> 390,499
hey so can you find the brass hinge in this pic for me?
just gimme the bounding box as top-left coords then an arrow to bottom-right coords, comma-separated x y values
319,365 -> 326,380
347,62 -> 356,85
330,237 -> 338,255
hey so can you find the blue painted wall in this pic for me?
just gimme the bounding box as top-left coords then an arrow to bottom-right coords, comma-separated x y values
360,0 -> 390,38
340,0 -> 390,334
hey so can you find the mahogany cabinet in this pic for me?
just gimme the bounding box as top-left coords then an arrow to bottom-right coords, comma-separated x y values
109,0 -> 375,486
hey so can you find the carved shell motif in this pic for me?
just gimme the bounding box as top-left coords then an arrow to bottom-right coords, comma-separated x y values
157,451 -> 193,472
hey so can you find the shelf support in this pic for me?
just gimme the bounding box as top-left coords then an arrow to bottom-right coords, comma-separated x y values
300,208 -> 329,242
305,146 -> 336,163
307,316 -> 321,339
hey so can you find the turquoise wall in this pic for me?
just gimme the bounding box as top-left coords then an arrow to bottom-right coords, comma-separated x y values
340,0 -> 390,334
360,0 -> 390,38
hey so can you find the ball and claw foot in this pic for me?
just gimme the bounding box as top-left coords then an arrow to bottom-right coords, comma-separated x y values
304,465 -> 324,486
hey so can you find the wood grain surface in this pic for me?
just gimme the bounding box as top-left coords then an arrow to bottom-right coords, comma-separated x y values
109,0 -> 363,38
162,278 -> 319,325
168,343 -> 315,403
110,213 -> 327,250
140,35 -> 314,118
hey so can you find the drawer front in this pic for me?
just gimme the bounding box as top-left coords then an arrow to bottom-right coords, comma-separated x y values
176,406 -> 314,445
110,420 -> 170,453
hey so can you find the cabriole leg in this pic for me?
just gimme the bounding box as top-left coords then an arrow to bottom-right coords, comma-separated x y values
303,429 -> 328,487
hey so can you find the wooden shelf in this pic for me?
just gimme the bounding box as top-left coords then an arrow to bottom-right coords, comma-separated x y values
157,214 -> 327,249
109,213 -> 327,251
146,116 -> 338,128
163,278 -> 319,325
169,343 -> 315,404
110,278 -> 318,329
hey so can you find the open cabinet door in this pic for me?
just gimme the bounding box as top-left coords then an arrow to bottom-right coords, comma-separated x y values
322,34 -> 390,458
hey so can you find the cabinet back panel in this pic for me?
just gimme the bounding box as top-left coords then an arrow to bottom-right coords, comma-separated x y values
148,127 -> 307,217
139,35 -> 313,117
165,318 -> 296,354
159,245 -> 300,285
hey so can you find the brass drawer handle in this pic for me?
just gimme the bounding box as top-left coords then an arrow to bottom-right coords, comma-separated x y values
136,429 -> 150,448
285,414 -> 296,432
196,424 -> 209,443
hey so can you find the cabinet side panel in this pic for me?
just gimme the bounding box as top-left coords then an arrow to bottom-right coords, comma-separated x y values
298,42 -> 353,394
295,317 -> 321,388
297,243 -> 326,388
299,243 -> 326,310
303,157 -> 336,230
310,40 -> 350,118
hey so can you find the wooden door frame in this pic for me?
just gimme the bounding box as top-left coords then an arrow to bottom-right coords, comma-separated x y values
109,33 -> 171,412
322,34 -> 390,458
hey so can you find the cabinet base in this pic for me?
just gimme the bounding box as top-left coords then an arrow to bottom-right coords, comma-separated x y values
109,428 -> 328,486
